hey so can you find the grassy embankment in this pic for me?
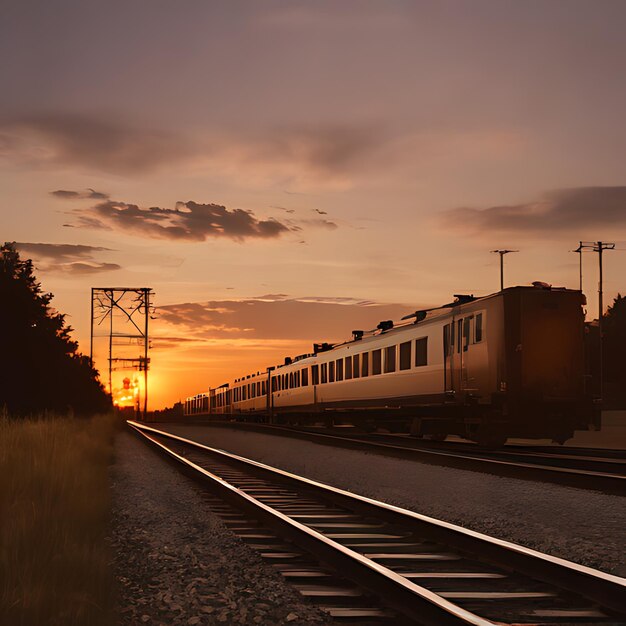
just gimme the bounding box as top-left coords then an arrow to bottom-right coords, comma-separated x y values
0,412 -> 117,626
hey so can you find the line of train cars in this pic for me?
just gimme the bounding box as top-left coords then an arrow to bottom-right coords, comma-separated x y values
184,285 -> 600,446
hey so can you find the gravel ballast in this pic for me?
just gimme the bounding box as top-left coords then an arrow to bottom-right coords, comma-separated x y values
109,430 -> 332,626
159,423 -> 626,577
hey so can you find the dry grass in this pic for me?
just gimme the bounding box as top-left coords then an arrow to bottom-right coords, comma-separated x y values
0,412 -> 117,626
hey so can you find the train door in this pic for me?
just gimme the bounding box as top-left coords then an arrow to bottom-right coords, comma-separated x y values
443,318 -> 464,398
443,322 -> 455,395
267,370 -> 274,423
454,318 -> 464,392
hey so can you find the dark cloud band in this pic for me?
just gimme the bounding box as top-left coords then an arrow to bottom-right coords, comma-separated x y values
158,297 -> 409,342
442,186 -> 626,234
14,242 -> 120,274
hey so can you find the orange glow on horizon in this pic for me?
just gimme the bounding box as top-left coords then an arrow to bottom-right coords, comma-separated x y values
113,376 -> 140,408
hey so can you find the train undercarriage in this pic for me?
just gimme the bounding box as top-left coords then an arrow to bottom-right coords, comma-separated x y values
226,397 -> 601,448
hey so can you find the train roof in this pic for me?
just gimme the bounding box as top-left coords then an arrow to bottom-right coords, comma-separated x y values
212,284 -> 581,389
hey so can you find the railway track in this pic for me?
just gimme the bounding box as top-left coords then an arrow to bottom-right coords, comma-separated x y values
188,420 -> 626,494
129,420 -> 626,625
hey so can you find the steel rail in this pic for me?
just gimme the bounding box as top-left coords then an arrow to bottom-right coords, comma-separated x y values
129,421 -> 496,625
129,421 -> 626,622
193,420 -> 626,493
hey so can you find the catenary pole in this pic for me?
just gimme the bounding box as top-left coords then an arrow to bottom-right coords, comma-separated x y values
491,250 -> 519,291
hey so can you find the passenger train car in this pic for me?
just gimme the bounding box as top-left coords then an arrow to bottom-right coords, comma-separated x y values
185,285 -> 599,446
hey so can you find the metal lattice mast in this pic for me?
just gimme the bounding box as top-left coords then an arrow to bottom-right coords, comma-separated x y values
90,287 -> 154,419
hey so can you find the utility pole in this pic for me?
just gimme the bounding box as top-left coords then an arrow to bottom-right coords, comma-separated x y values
577,241 -> 615,401
143,287 -> 150,420
490,250 -> 519,291
91,287 -> 154,418
574,241 -> 583,292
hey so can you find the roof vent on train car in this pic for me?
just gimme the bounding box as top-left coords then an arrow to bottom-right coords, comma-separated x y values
313,342 -> 334,353
453,294 -> 474,304
352,330 -> 364,341
401,310 -> 427,323
377,320 -> 394,332
284,357 -> 293,365
532,281 -> 552,289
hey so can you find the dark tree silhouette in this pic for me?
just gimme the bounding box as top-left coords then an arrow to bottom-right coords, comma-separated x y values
603,294 -> 626,404
0,242 -> 111,415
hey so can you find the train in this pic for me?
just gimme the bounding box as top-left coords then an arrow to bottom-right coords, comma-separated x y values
184,284 -> 600,446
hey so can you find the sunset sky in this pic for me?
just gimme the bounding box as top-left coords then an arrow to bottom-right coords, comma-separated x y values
3,1 -> 626,408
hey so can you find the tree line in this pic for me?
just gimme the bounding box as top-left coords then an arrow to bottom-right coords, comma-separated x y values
1,242 -> 110,416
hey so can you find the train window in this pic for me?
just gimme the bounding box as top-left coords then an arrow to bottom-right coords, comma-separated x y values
302,368 -> 309,386
329,360 -> 335,383
353,354 -> 360,378
372,349 -> 382,375
399,341 -> 411,370
257,381 -> 261,395
384,345 -> 396,373
361,353 -> 369,377
475,313 -> 483,342
345,356 -> 352,379
289,373 -> 293,389
336,358 -> 344,381
311,365 -> 319,385
321,363 -> 328,384
262,381 -> 266,395
463,318 -> 471,352
283,374 -> 287,389
457,320 -> 463,354
296,371 -> 300,387
415,337 -> 428,366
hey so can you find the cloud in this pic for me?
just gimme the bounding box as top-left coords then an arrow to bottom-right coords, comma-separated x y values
59,261 -> 121,274
0,115 -> 194,175
15,242 -> 121,274
0,114 -> 387,188
442,186 -> 626,235
157,296 -> 411,343
51,188 -> 109,200
67,198 -> 294,242
264,125 -> 383,175
295,218 -> 338,230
